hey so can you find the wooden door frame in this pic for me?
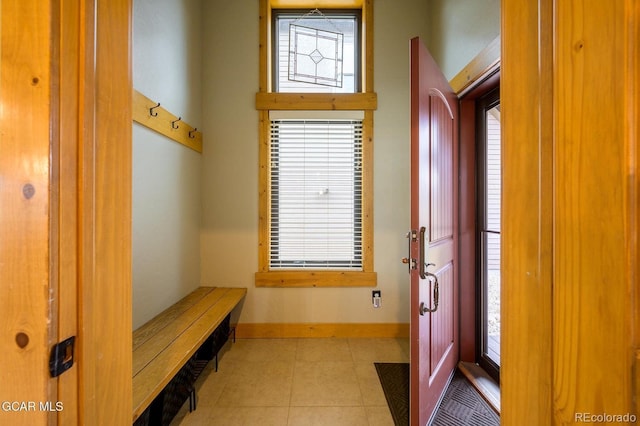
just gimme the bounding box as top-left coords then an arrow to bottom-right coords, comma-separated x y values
52,0 -> 134,423
457,66 -> 500,365
68,1 -> 133,423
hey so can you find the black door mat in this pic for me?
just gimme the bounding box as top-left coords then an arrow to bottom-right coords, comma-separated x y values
374,363 -> 500,426
374,362 -> 409,426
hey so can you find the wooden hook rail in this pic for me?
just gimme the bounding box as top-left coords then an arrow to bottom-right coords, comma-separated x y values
133,90 -> 203,153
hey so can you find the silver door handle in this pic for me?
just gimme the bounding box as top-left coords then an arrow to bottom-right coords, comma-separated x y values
419,266 -> 439,315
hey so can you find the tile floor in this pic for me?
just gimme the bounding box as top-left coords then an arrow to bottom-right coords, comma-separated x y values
170,337 -> 410,426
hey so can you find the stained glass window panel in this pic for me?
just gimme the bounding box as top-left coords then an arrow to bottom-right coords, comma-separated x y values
288,24 -> 344,88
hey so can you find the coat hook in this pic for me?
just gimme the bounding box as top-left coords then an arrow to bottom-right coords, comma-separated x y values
189,128 -> 197,138
171,117 -> 182,129
149,102 -> 161,117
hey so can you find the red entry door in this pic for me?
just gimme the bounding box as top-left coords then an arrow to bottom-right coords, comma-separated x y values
409,37 -> 459,425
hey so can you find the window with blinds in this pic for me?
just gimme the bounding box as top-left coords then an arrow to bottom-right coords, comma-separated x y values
269,112 -> 363,270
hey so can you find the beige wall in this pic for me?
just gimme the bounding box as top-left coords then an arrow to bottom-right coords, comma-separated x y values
428,0 -> 500,80
200,0 -> 429,325
129,0 -> 500,328
132,0 -> 203,329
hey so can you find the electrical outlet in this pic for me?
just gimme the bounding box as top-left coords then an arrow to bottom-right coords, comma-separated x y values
372,290 -> 381,308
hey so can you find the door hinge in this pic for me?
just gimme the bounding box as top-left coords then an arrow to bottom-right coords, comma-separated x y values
49,336 -> 75,378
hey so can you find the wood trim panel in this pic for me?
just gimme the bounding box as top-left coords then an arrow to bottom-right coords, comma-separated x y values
257,110 -> 271,273
236,323 -> 409,338
255,271 -> 377,287
361,110 -> 374,271
501,0 -> 553,424
132,90 -> 203,153
503,1 -> 639,423
56,0 -> 82,422
255,92 -> 378,110
270,0 -> 364,7
363,0 -> 373,92
78,0 -> 98,421
259,0 -> 270,93
630,1 -> 640,416
450,36 -> 500,96
0,2 -> 52,424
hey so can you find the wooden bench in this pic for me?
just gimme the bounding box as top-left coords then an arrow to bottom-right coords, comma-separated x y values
132,286 -> 246,423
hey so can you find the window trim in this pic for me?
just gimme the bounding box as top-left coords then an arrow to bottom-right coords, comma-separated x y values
256,0 -> 377,287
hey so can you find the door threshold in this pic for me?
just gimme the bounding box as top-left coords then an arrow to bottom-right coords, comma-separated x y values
458,361 -> 500,414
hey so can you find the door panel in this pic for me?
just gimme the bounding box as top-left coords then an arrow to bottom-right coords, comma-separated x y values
429,91 -> 455,244
410,37 -> 459,425
430,263 -> 454,375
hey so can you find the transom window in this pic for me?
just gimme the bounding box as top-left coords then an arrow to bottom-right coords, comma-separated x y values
273,10 -> 361,93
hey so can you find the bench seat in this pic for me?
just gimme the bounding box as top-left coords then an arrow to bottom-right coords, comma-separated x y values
132,286 -> 246,422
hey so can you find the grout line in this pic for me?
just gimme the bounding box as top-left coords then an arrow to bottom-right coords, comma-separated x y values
286,338 -> 299,424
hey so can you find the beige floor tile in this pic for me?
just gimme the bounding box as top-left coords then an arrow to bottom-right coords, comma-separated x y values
397,337 -> 410,359
290,361 -> 363,406
365,406 -> 395,426
221,339 -> 298,363
296,338 -> 352,362
354,362 -> 388,406
348,338 -> 410,363
170,338 -> 411,426
194,359 -> 238,407
215,361 -> 294,407
288,406 -> 369,426
207,406 -> 290,425
170,404 -> 213,426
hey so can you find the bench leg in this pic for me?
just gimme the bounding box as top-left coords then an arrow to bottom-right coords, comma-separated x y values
189,386 -> 197,412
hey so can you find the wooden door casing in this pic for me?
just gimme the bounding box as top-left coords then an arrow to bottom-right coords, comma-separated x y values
0,2 -> 53,424
1,1 -> 133,424
502,0 -> 639,423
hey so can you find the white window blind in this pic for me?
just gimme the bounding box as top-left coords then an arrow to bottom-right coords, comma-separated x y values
269,111 -> 364,270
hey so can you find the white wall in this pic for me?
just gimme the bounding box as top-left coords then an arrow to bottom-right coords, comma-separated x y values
199,0 -> 429,325
132,0 -> 203,329
427,0 -> 500,80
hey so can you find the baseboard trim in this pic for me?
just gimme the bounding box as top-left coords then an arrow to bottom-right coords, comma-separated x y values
235,323 -> 410,339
